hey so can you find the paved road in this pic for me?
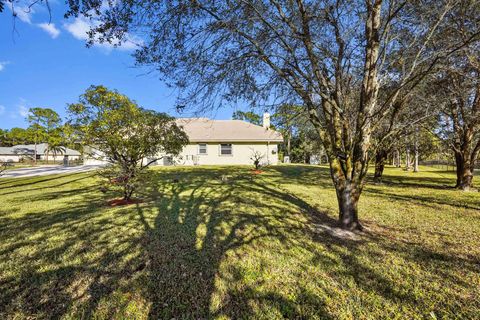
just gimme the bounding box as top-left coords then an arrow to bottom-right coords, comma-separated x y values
0,165 -> 102,178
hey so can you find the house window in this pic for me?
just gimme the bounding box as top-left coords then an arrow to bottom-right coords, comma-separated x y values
220,144 -> 232,156
198,143 -> 207,155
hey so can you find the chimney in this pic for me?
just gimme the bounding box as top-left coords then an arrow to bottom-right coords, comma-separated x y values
262,112 -> 270,129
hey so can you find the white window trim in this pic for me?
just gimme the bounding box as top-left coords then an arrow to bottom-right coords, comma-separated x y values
198,143 -> 208,155
219,143 -> 233,156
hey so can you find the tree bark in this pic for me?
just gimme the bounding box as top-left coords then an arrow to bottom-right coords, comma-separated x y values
396,149 -> 401,167
34,140 -> 37,165
328,157 -> 364,231
405,147 -> 411,171
335,179 -> 362,231
454,151 -> 474,190
374,149 -> 388,182
287,130 -> 291,156
413,144 -> 419,172
413,127 -> 419,172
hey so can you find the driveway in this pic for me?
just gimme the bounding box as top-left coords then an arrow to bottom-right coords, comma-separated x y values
0,165 -> 102,178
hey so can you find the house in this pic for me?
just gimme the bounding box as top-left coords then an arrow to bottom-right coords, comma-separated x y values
0,147 -> 19,163
84,113 -> 283,166
0,144 -> 81,163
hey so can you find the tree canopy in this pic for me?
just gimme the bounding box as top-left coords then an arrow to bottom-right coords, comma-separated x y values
62,0 -> 480,229
68,85 -> 189,199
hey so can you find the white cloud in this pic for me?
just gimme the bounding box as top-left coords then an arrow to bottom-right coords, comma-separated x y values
7,4 -> 34,24
64,16 -> 142,52
0,105 -> 5,116
19,105 -> 29,118
18,98 -> 30,118
7,3 -> 61,39
38,23 -> 61,39
64,16 -> 90,40
0,61 -> 10,72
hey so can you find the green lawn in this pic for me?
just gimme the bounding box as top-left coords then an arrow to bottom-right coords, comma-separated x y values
0,165 -> 479,319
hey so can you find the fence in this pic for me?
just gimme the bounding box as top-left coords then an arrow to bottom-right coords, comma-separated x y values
419,160 -> 480,171
419,160 -> 456,171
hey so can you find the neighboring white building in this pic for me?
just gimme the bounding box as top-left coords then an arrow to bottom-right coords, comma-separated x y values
84,114 -> 284,166
0,144 -> 81,163
0,147 -> 20,163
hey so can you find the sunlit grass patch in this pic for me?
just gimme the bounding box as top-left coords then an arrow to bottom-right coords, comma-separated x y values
0,165 -> 479,319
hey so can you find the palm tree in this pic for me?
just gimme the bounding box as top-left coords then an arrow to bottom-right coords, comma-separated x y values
49,145 -> 66,163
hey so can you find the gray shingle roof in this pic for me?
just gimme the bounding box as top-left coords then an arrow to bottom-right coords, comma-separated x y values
0,147 -> 15,155
176,118 -> 283,142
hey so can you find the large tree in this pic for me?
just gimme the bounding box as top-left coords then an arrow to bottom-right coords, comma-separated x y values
68,85 -> 188,200
371,86 -> 436,181
66,0 -> 480,229
432,3 -> 480,190
436,69 -> 480,190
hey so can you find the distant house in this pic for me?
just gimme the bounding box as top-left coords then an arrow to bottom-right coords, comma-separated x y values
84,113 -> 283,166
0,144 -> 81,163
0,147 -> 19,163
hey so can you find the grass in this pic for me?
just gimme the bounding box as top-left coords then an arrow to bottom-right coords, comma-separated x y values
0,165 -> 479,319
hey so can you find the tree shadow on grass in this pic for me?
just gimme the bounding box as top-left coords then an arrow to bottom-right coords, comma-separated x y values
365,187 -> 480,211
0,167 -> 337,319
1,166 -> 479,319
370,166 -> 463,189
136,168 -> 338,319
0,174 -> 94,199
0,171 -> 90,189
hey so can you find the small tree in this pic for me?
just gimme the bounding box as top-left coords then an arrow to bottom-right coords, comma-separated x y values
250,150 -> 265,170
68,85 -> 189,200
0,162 -> 7,176
49,144 -> 66,163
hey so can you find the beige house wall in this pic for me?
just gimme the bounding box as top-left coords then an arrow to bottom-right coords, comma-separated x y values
85,142 -> 280,166
167,142 -> 279,166
0,155 -> 20,162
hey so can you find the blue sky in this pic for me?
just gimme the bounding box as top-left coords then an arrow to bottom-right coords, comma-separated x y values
0,1 -> 236,129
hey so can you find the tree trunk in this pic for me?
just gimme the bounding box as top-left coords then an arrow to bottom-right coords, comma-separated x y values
329,158 -> 363,231
405,148 -> 411,171
124,184 -> 134,200
454,151 -> 474,190
413,144 -> 419,172
374,149 -> 388,182
287,131 -> 291,156
335,180 -> 362,231
34,141 -> 37,165
413,127 -> 419,172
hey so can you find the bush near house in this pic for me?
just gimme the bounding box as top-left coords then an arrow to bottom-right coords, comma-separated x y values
0,165 -> 479,319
